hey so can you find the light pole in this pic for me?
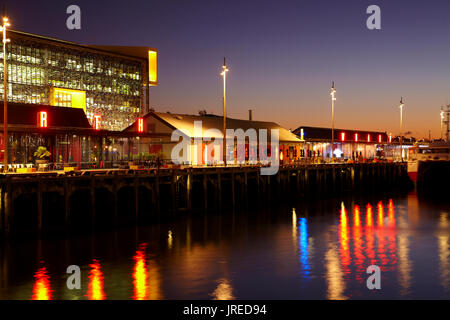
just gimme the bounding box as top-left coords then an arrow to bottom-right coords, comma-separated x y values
441,107 -> 445,140
399,97 -> 405,162
221,57 -> 229,166
330,81 -> 336,161
0,16 -> 10,173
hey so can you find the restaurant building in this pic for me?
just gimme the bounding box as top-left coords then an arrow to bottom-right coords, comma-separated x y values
124,112 -> 302,166
292,126 -> 393,161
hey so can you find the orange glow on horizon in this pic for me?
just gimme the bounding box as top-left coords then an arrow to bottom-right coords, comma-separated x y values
32,265 -> 52,300
88,260 -> 106,300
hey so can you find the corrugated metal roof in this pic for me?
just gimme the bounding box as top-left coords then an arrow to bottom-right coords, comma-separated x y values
152,112 -> 301,143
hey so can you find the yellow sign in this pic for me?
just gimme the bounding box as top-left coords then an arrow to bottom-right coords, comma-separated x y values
50,88 -> 87,113
148,50 -> 158,86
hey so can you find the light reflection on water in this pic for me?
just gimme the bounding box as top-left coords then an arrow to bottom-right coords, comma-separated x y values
2,192 -> 450,299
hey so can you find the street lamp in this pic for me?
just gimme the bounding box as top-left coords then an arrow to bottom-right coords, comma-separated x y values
221,57 -> 229,166
399,97 -> 405,161
441,107 -> 445,140
330,81 -> 336,161
0,16 -> 10,173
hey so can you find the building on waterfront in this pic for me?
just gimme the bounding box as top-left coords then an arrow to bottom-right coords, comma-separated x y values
0,29 -> 158,168
125,111 -> 302,166
292,126 -> 411,161
2,29 -> 157,131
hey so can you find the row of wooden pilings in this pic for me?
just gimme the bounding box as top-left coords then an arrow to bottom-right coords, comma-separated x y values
0,162 -> 409,236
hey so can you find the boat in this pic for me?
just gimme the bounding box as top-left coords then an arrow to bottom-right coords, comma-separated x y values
407,142 -> 450,184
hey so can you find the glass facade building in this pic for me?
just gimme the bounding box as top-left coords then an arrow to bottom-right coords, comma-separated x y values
1,30 -> 154,131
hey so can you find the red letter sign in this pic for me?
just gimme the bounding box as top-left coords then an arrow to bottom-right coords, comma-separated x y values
138,117 -> 144,132
93,115 -> 101,130
38,111 -> 48,128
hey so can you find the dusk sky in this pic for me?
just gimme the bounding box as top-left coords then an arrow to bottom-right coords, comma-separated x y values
4,0 -> 450,138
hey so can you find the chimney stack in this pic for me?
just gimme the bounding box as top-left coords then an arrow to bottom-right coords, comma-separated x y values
249,109 -> 253,121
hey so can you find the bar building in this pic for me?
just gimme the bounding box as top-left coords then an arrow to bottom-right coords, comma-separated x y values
125,112 -> 302,166
293,126 -> 391,160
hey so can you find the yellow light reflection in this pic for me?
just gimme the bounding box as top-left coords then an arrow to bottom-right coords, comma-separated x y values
397,234 -> 412,296
325,244 -> 347,300
353,205 -> 364,280
292,208 -> 297,246
32,265 -> 52,300
366,203 -> 373,227
438,212 -> 450,290
388,199 -> 396,227
168,230 -> 173,249
88,259 -> 106,300
377,201 -> 384,227
211,278 -> 235,300
339,202 -> 350,270
133,244 -> 149,300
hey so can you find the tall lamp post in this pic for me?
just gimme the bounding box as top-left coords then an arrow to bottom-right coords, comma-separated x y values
399,97 -> 405,162
0,16 -> 10,173
330,81 -> 336,161
221,57 -> 229,166
441,107 -> 445,140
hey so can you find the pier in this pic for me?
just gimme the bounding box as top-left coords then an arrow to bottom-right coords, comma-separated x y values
0,162 -> 408,236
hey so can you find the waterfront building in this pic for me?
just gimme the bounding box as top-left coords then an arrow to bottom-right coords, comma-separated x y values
125,112 -> 302,166
292,126 -> 411,161
3,30 -> 157,131
0,29 -> 158,168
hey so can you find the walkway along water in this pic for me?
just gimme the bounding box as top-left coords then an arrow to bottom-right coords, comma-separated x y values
0,162 -> 409,237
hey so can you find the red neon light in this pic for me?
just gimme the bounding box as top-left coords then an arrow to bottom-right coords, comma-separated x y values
378,134 -> 382,143
389,134 -> 392,143
367,134 -> 371,142
137,118 -> 144,133
341,132 -> 345,141
38,111 -> 48,128
354,133 -> 358,142
93,115 -> 101,130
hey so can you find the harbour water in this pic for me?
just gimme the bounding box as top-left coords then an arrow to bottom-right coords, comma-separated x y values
0,191 -> 449,300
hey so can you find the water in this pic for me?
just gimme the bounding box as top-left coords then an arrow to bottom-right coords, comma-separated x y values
1,192 -> 450,300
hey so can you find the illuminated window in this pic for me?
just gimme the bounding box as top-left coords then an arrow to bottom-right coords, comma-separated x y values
148,50 -> 158,86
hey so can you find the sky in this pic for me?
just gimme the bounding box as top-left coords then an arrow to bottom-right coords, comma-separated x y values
3,0 -> 450,138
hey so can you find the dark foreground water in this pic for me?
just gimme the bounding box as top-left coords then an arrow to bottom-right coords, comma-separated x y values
1,192 -> 450,300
